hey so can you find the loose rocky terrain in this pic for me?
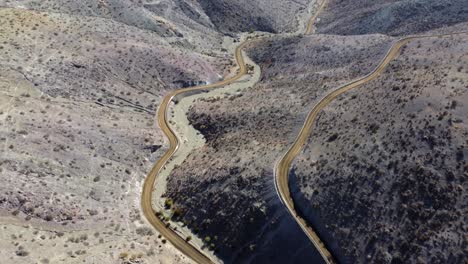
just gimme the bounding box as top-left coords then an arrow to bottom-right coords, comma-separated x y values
0,5 -> 224,263
316,0 -> 468,36
165,33 -> 394,263
2,0 -> 467,263
0,0 -> 318,263
194,0 -> 311,33
164,6 -> 468,264
292,31 -> 468,263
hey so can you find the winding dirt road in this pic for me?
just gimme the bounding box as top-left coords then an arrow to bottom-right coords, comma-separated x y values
140,2 -> 325,262
141,39 -> 257,263
274,31 -> 468,264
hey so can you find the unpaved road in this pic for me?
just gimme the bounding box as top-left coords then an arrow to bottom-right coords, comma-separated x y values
305,0 -> 328,35
274,31 -> 468,264
141,1 -> 324,262
141,38 -> 257,264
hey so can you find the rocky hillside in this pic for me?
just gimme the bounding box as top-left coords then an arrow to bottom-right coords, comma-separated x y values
292,31 -> 468,263
316,0 -> 468,36
0,0 -> 317,262
165,33 -> 393,263
195,0 -> 310,33
1,0 -> 233,54
0,5 -> 228,263
165,2 -> 468,263
2,0 -> 312,35
2,0 -> 467,263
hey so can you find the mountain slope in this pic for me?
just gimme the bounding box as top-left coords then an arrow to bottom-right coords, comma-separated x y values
316,0 -> 468,36
165,33 -> 393,263
292,31 -> 468,263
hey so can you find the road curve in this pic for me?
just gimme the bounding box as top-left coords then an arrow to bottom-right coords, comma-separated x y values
274,31 -> 468,264
141,39 -> 256,264
141,1 -> 330,262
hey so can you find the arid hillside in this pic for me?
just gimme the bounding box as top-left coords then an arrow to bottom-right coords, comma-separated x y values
164,6 -> 468,264
0,6 -> 228,263
0,0 -> 317,263
316,0 -> 468,36
2,0 -> 312,36
165,33 -> 393,263
2,0 -> 467,263
194,0 -> 310,33
292,31 -> 468,264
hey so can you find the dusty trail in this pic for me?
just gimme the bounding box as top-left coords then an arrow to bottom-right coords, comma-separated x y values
274,31 -> 468,264
141,38 -> 259,264
305,0 -> 328,35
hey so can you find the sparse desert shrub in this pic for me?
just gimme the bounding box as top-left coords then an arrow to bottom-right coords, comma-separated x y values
135,226 -> 154,236
327,133 -> 338,142
368,123 -> 380,134
172,207 -> 184,219
44,214 -> 53,221
88,209 -> 98,216
164,198 -> 173,209
119,252 -> 128,259
15,246 -> 28,257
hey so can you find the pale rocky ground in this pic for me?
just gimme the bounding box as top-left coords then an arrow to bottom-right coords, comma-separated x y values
0,6 -> 216,263
315,0 -> 468,36
0,0 -> 318,263
292,31 -> 468,264
0,63 -> 193,263
3,0 -> 467,263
